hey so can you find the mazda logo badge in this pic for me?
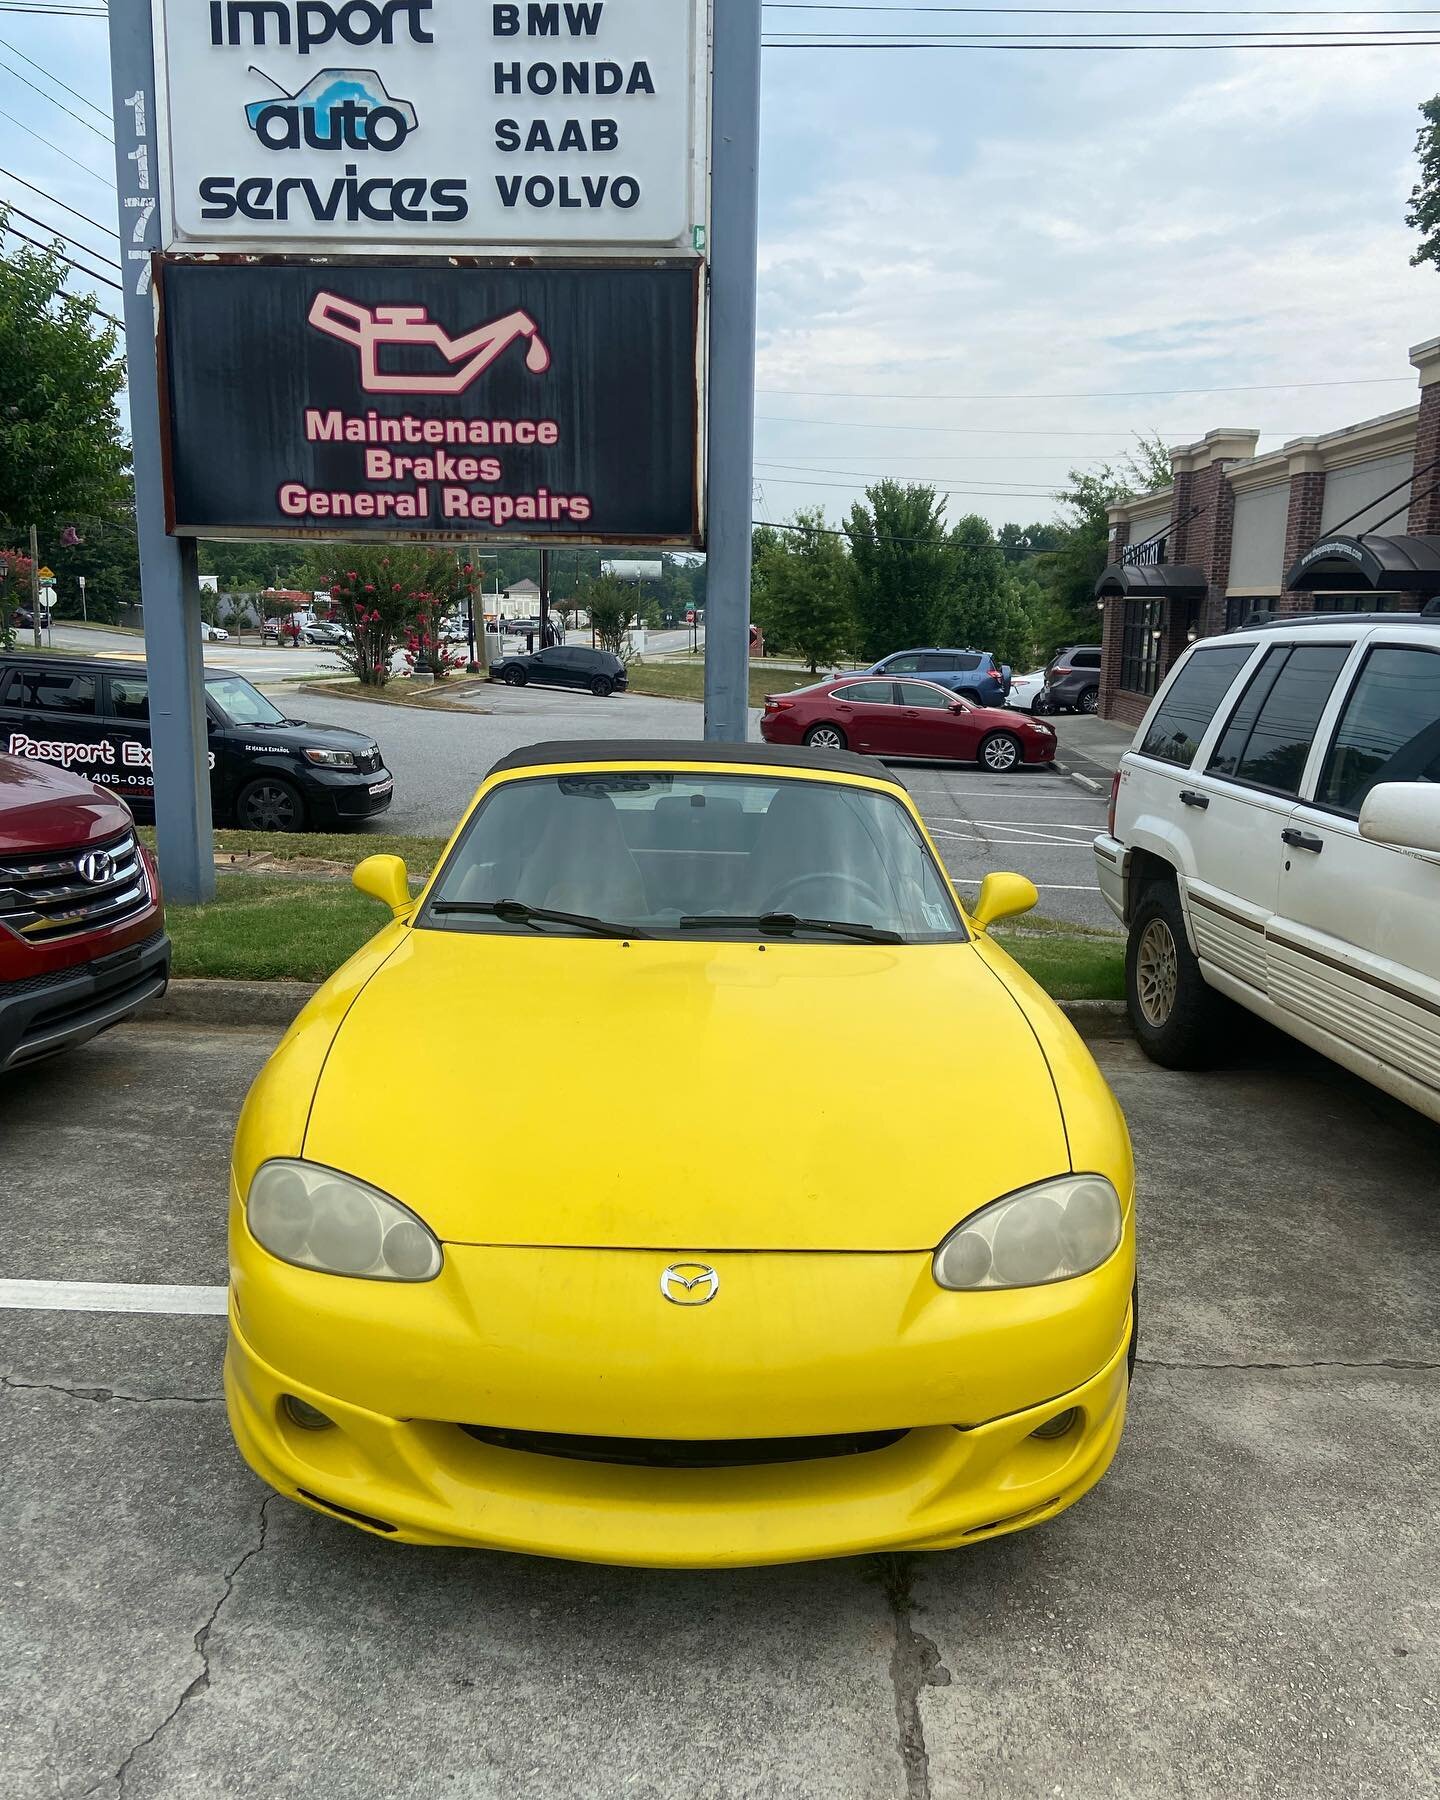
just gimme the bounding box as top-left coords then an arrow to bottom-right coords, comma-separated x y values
76,849 -> 113,886
659,1262 -> 719,1306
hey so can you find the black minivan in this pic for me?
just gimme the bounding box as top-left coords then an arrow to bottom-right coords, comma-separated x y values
491,645 -> 628,697
0,656 -> 394,832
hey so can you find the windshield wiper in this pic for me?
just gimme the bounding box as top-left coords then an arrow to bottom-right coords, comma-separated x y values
430,898 -> 650,939
677,912 -> 903,944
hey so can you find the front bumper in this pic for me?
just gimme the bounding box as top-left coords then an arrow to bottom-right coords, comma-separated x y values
0,930 -> 170,1070
226,1311 -> 1130,1565
303,767 -> 395,824
225,1215 -> 1134,1565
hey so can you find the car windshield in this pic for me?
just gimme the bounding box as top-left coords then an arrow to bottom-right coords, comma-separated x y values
422,773 -> 965,941
205,675 -> 285,727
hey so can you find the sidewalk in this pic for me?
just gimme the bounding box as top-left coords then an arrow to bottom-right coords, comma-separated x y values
1051,713 -> 1134,785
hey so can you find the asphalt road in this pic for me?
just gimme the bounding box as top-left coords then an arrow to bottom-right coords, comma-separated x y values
3,1019 -> 1436,1798
282,685 -> 1123,928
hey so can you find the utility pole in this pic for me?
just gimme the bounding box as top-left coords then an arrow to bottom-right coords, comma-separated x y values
28,525 -> 41,648
703,0 -> 762,743
108,0 -> 214,901
538,545 -> 550,647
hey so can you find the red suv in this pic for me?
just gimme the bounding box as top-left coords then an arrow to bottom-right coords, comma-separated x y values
0,751 -> 169,1072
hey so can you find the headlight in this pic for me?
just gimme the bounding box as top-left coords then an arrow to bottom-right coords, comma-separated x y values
246,1160 -> 442,1281
933,1174 -> 1123,1290
303,747 -> 357,769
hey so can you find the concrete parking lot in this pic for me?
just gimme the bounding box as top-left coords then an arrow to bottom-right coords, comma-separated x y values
3,1019 -> 1436,1799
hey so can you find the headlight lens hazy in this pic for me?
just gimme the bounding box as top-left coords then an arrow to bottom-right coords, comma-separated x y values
247,1160 -> 442,1281
933,1175 -> 1123,1290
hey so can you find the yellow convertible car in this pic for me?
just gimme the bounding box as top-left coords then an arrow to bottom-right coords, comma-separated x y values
226,740 -> 1136,1566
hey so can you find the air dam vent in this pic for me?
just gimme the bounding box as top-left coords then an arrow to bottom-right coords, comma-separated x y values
458,1425 -> 909,1469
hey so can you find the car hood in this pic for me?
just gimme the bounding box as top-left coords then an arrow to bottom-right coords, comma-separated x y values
229,718 -> 379,755
0,752 -> 131,853
302,931 -> 1072,1251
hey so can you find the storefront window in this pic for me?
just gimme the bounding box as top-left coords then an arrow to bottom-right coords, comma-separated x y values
1311,591 -> 1404,613
1119,599 -> 1163,695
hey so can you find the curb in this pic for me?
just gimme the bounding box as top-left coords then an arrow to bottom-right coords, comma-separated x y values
142,981 -> 1134,1040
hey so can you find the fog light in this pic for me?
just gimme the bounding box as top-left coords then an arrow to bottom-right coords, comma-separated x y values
282,1393 -> 334,1431
1030,1407 -> 1080,1440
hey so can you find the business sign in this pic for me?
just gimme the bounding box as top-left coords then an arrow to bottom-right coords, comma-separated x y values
152,0 -> 709,250
158,259 -> 701,544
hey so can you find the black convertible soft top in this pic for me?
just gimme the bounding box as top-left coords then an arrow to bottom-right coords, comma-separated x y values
487,738 -> 904,786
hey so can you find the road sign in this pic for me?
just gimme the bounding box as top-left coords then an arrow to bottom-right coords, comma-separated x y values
152,0 -> 709,254
159,259 -> 702,545
37,567 -> 55,581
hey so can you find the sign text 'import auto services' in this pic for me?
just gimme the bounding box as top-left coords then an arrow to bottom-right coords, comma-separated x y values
155,1 -> 708,249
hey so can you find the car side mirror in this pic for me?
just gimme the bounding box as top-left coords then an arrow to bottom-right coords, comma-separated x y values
970,871 -> 1039,929
949,699 -> 966,713
353,854 -> 411,918
1357,782 -> 1440,855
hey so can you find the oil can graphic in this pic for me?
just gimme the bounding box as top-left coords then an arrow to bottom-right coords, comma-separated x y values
307,292 -> 553,396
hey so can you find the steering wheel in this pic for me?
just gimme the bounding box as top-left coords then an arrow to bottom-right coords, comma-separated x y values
764,871 -> 889,917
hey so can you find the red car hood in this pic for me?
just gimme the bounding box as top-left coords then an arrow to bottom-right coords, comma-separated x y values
0,751 -> 133,854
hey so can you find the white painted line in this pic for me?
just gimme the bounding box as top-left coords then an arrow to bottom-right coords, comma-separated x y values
953,882 -> 1104,892
930,829 -> 1090,848
931,817 -> 1097,832
0,1280 -> 227,1316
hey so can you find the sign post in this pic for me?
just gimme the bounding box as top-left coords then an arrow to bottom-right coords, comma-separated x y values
107,0 -> 215,904
703,0 -> 762,744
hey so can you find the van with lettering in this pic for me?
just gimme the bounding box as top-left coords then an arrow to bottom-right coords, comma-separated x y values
0,655 -> 394,833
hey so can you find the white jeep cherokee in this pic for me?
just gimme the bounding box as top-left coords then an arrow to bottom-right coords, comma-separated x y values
1095,608 -> 1440,1122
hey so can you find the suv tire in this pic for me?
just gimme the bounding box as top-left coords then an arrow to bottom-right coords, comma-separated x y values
1125,881 -> 1225,1068
1079,686 -> 1099,715
235,776 -> 305,833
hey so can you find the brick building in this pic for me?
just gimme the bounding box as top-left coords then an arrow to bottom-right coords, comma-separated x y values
1094,334 -> 1440,726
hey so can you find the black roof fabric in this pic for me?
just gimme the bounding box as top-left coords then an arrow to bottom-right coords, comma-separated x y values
487,738 -> 903,785
1284,533 -> 1440,594
1093,562 -> 1208,600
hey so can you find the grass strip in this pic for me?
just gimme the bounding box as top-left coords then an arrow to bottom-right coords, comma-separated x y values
167,872 -> 1124,999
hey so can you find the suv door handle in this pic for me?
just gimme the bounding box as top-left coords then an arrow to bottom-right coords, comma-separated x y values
1281,828 -> 1324,853
1179,789 -> 1209,809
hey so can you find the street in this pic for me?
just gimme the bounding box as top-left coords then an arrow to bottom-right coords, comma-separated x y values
3,1017 -> 1435,1798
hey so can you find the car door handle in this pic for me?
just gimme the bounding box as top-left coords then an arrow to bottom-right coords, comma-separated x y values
1281,828 -> 1323,853
1179,789 -> 1209,809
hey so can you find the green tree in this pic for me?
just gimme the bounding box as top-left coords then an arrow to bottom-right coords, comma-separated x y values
1035,435 -> 1173,643
0,215 -> 129,536
305,545 -> 451,685
44,504 -> 140,624
754,511 -> 854,672
1407,96 -> 1440,269
933,514 -> 1013,657
844,481 -> 949,660
578,572 -> 636,656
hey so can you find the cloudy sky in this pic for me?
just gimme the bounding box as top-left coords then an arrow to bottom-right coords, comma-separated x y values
3,3 -> 1439,534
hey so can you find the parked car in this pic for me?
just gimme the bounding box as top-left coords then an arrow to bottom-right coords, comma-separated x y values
226,739 -> 1136,1561
200,620 -> 230,642
1042,645 -> 1103,715
1007,670 -> 1047,713
0,654 -> 393,832
263,612 -> 312,643
11,605 -> 52,631
299,620 -> 350,646
864,649 -> 1011,705
1095,607 -> 1440,1122
0,749 -> 169,1072
761,676 -> 1056,772
491,645 -> 627,697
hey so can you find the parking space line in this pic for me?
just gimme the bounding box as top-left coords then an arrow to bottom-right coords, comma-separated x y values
0,1280 -> 226,1316
951,880 -> 1103,892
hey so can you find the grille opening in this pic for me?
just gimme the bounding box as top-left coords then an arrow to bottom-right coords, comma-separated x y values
458,1425 -> 909,1469
297,1489 -> 398,1533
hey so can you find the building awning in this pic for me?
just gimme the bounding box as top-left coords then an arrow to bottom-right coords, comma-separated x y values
1285,534 -> 1440,594
1094,563 -> 1207,600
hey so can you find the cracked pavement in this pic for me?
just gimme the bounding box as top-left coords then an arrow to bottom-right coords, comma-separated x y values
2,1023 -> 1438,1798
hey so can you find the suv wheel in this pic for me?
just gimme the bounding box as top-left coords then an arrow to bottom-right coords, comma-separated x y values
1125,882 -> 1225,1068
1079,686 -> 1099,715
235,776 -> 305,833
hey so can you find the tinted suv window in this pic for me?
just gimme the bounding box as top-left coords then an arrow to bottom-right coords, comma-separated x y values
1073,650 -> 1102,670
918,653 -> 956,671
1139,644 -> 1254,767
1318,646 -> 1440,813
1208,643 -> 1350,795
18,669 -> 96,713
884,654 -> 920,673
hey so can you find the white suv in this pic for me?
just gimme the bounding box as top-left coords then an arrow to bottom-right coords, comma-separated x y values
1095,608 -> 1440,1122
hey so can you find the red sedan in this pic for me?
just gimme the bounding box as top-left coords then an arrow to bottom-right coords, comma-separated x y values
760,676 -> 1057,772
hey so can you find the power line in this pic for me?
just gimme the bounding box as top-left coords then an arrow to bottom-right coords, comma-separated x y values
0,105 -> 113,184
0,195 -> 119,267
0,33 -> 108,120
0,58 -> 113,143
0,163 -> 117,238
760,471 -> 1064,497
764,34 -> 1440,44
759,374 -> 1413,402
0,218 -> 124,321
757,414 -> 1304,436
764,5 -> 1440,12
757,459 -> 1064,489
756,516 -> 1057,547
770,20 -> 1440,29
